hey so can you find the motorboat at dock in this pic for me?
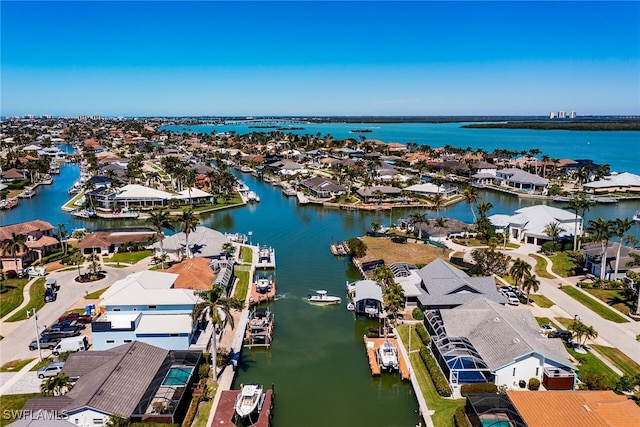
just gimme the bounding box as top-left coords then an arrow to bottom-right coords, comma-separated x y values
234,383 -> 266,419
377,339 -> 400,371
256,245 -> 276,268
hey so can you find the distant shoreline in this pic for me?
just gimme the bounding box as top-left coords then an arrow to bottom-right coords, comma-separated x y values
461,121 -> 640,131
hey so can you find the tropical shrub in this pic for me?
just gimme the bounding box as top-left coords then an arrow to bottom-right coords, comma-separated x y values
412,307 -> 424,320
415,323 -> 430,346
527,377 -> 540,390
460,383 -> 498,396
454,406 -> 470,427
419,347 -> 451,397
346,238 -> 367,258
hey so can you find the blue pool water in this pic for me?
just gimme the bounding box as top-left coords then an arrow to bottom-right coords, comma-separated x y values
162,366 -> 193,386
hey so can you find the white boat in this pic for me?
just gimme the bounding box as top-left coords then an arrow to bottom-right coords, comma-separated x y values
18,188 -> 35,198
377,339 -> 399,371
68,181 -> 83,194
247,191 -> 257,202
234,384 -> 265,419
255,277 -> 273,293
70,209 -> 90,218
633,210 -> 640,222
256,246 -> 276,268
255,195 -> 261,202
41,174 -> 53,184
308,290 -> 341,304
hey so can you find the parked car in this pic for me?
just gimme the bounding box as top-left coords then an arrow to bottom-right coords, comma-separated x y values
504,292 -> 520,306
58,312 -> 93,324
29,336 -> 61,351
52,336 -> 89,356
539,323 -> 557,334
24,266 -> 47,277
44,288 -> 57,303
572,343 -> 590,354
37,362 -> 65,379
549,330 -> 573,341
41,328 -> 81,339
45,278 -> 59,291
50,321 -> 84,331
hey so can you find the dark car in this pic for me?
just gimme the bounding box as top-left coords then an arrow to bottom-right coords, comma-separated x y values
58,312 -> 93,324
51,320 -> 83,330
29,336 -> 61,351
41,328 -> 81,339
548,330 -> 573,341
44,288 -> 57,303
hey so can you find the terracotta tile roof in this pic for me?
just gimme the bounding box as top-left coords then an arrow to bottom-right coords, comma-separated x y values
507,390 -> 640,427
166,257 -> 214,290
25,235 -> 59,249
0,220 -> 54,241
77,231 -> 155,249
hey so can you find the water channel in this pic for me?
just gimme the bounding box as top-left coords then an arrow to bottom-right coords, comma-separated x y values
2,161 -> 640,426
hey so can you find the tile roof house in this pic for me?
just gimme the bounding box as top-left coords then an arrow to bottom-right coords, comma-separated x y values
488,205 -> 581,246
20,342 -> 202,427
583,172 -> 640,194
166,257 -> 215,290
426,298 -> 576,394
300,177 -> 347,198
414,259 -> 507,309
495,168 -> 549,194
583,241 -> 640,281
153,226 -> 229,261
77,229 -> 156,256
0,220 -> 58,272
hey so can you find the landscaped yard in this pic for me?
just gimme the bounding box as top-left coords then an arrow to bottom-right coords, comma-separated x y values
0,393 -> 39,427
241,246 -> 253,264
6,278 -> 46,322
397,324 -> 464,427
106,250 -> 153,264
0,358 -> 35,372
547,251 -> 579,277
584,288 -> 635,316
233,270 -> 250,301
535,317 -> 555,327
590,344 -> 640,378
85,287 -> 109,300
567,346 -> 621,390
561,286 -> 629,323
359,236 -> 449,267
527,293 -> 555,308
0,277 -> 29,318
529,254 -> 554,279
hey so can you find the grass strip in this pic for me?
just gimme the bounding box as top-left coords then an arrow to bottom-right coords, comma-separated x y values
0,393 -> 39,427
0,277 -> 29,318
242,246 -> 253,264
567,346 -> 620,389
590,344 -> 640,378
85,287 -> 109,300
0,358 -> 35,372
106,250 -> 152,264
561,286 -> 629,323
233,270 -> 250,302
7,279 -> 46,322
528,293 -> 555,308
529,254 -> 554,279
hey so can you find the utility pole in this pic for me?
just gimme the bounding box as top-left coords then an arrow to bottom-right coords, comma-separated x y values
27,308 -> 42,362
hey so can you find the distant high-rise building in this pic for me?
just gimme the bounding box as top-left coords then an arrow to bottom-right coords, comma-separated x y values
550,112 -> 556,119
78,115 -> 88,121
570,111 -> 576,119
558,111 -> 566,119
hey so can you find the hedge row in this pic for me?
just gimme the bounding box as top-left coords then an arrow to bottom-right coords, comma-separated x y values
415,323 -> 430,346
460,383 -> 498,396
419,347 -> 451,397
453,406 -> 470,427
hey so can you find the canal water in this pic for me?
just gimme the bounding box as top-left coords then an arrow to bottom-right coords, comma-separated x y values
2,161 -> 640,426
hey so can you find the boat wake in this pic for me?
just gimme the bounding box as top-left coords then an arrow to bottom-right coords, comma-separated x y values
274,294 -> 287,300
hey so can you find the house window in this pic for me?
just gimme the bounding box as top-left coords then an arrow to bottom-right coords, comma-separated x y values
536,367 -> 539,376
148,305 -> 157,309
93,419 -> 103,425
106,340 -> 115,344
170,333 -> 179,337
512,368 -> 516,376
124,339 -> 132,343
113,308 -> 121,312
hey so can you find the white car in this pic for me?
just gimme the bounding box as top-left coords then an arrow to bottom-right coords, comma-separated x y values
504,292 -> 520,306
24,266 -> 47,277
539,324 -> 557,334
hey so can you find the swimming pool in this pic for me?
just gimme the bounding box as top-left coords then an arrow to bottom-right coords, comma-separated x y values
162,366 -> 194,386
480,414 -> 513,427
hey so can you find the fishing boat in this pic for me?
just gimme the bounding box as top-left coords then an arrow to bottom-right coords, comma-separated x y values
330,242 -> 347,256
247,191 -> 257,202
234,383 -> 265,419
633,210 -> 640,222
68,181 -> 83,194
308,290 -> 341,304
18,188 -> 35,198
255,276 -> 273,293
0,198 -> 19,209
256,246 -> 276,268
377,339 -> 399,371
41,174 -> 53,184
70,209 -> 91,218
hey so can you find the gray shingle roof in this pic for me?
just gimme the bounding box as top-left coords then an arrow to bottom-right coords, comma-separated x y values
440,298 -> 573,371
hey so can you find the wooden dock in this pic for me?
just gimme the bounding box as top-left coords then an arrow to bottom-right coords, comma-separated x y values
210,389 -> 273,427
363,336 -> 410,381
249,280 -> 276,306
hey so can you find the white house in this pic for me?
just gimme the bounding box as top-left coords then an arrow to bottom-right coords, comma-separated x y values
583,172 -> 640,194
495,168 -> 548,194
488,205 -> 581,246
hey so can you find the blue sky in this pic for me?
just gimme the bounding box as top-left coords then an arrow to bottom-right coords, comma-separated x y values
2,1 -> 639,117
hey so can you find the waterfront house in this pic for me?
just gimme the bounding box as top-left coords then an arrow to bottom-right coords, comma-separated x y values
583,171 -> 640,194
495,168 -> 548,194
488,205 -> 580,246
20,341 -> 202,427
114,184 -> 173,208
77,229 -> 156,256
92,270 -> 199,351
387,263 -> 423,310
300,177 -> 347,198
0,220 -> 58,272
399,217 -> 472,242
356,185 -> 402,202
404,182 -> 459,198
583,241 -> 640,280
0,168 -> 27,182
425,298 -> 575,395
153,226 -> 230,261
166,257 -> 215,291
346,279 -> 384,317
413,259 -> 506,310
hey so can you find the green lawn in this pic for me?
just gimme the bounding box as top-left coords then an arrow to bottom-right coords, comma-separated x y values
106,250 -> 153,264
561,286 -> 630,323
6,278 -> 46,322
547,252 -> 578,277
85,287 -> 109,300
535,317 -> 555,327
555,317 -> 575,329
527,293 -> 555,308
233,270 -> 250,301
529,254 -> 554,279
0,393 -> 39,427
397,324 -> 464,427
30,358 -> 54,371
590,344 -> 640,378
0,358 -> 35,372
0,277 -> 29,318
241,247 -> 253,264
584,288 -> 634,316
567,346 -> 620,389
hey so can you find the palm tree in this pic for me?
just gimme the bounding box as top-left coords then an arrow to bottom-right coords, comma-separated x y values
430,193 -> 445,218
370,221 -> 381,233
40,373 -> 72,396
543,221 -> 566,245
612,218 -> 633,281
149,209 -> 175,268
581,324 -> 598,346
382,281 -> 405,321
435,217 -> 448,240
565,193 -> 591,251
522,273 -> 540,304
408,212 -> 429,239
586,218 -> 615,280
1,232 -> 28,275
371,265 -> 395,287
178,209 -> 199,259
477,201 -> 493,218
463,187 -> 478,222
56,223 -> 68,255
509,258 -> 531,291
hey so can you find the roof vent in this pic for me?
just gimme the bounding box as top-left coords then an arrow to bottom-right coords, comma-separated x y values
493,317 -> 501,322
512,337 -> 521,344
583,404 -> 591,412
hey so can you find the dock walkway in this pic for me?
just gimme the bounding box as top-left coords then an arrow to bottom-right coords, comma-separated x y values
363,336 -> 410,381
210,389 -> 273,427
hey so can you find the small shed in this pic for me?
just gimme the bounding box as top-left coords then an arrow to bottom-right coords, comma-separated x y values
351,279 -> 383,318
